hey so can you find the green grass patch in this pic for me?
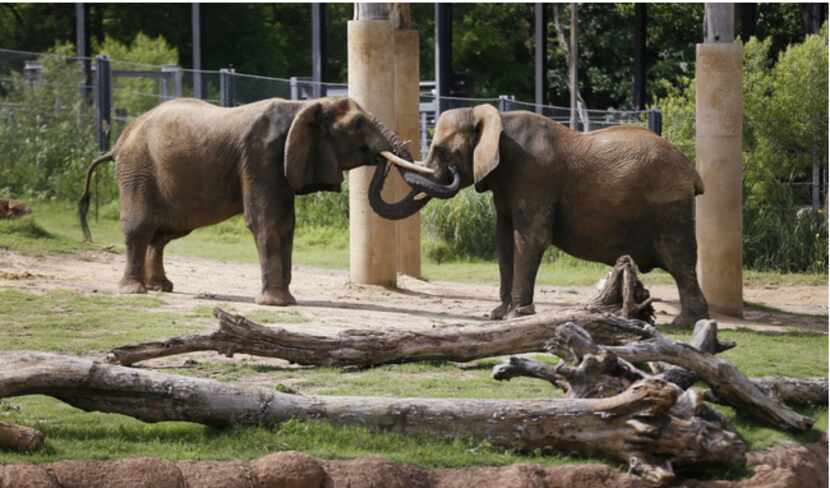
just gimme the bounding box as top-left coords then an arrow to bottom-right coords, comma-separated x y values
0,289 -> 205,354
0,215 -> 92,254
244,309 -> 309,324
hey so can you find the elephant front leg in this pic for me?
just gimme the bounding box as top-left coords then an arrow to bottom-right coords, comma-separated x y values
507,212 -> 553,319
246,197 -> 297,307
489,209 -> 514,320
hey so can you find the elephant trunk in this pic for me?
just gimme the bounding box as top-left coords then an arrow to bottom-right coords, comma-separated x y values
367,117 -> 460,220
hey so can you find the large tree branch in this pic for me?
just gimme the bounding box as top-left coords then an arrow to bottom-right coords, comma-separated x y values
0,351 -> 744,485
108,257 -> 655,367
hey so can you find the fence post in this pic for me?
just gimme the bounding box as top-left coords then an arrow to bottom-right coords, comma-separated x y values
289,76 -> 299,100
647,108 -> 662,136
162,65 -> 183,98
94,55 -> 112,152
219,68 -> 235,107
498,95 -> 509,112
23,61 -> 42,87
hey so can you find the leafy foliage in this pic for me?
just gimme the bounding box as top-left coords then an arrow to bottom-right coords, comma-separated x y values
95,33 -> 178,117
0,43 -> 106,202
656,25 -> 828,272
0,4 -> 818,110
422,189 -> 497,262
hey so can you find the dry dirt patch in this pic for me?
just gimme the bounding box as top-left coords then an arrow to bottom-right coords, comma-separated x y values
0,249 -> 825,336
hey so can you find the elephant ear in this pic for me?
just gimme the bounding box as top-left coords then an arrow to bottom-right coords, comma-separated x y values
472,104 -> 503,192
284,101 -> 342,194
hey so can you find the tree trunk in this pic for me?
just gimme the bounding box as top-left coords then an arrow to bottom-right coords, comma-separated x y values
0,351 -> 744,485
108,257 -> 655,367
0,421 -> 44,452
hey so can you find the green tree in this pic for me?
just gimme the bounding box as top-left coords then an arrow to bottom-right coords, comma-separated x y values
95,33 -> 178,117
0,43 -> 103,201
655,25 -> 828,272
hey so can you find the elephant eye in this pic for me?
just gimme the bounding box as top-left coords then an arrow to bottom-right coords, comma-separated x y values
354,116 -> 365,130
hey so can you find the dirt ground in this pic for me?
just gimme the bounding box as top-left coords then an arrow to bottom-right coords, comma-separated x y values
0,249 -> 826,337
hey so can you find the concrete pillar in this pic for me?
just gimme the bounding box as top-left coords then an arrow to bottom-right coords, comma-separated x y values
348,19 -> 399,286
394,28 -> 422,278
695,41 -> 743,317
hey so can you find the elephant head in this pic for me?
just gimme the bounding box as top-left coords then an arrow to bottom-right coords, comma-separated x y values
368,104 -> 500,220
285,97 -> 424,195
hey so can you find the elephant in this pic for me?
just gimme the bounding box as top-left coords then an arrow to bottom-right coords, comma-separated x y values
372,104 -> 709,326
79,96 -> 419,306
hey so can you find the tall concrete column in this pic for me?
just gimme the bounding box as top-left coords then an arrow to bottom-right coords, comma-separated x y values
695,4 -> 743,317
348,15 -> 399,286
394,28 -> 422,278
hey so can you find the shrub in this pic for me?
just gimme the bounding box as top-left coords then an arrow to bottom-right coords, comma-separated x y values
654,25 -> 828,273
422,189 -> 497,261
95,33 -> 179,119
0,43 -> 105,202
295,187 -> 350,229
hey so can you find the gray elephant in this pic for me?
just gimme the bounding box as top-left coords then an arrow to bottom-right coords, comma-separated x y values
372,104 -> 709,326
79,96 -> 419,306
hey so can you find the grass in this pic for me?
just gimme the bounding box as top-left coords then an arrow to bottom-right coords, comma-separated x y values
0,288 -> 825,465
1,200 -> 825,287
0,289 -> 207,354
0,200 -> 827,472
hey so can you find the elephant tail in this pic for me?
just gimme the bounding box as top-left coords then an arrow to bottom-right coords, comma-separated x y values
79,150 -> 115,242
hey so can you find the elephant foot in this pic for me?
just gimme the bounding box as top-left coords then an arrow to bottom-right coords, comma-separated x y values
488,302 -> 512,320
671,311 -> 708,328
256,289 -> 297,307
506,303 -> 536,320
119,278 -> 147,294
146,277 -> 174,292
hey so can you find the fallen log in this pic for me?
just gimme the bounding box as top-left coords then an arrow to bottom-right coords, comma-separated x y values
0,421 -> 44,452
603,326 -> 815,432
0,351 -> 743,485
494,322 -> 816,432
108,257 -> 656,367
707,377 -> 828,408
493,356 -> 827,408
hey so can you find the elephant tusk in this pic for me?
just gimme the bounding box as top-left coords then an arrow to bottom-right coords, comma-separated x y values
380,151 -> 436,175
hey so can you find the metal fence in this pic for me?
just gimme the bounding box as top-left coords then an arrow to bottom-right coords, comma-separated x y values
0,47 -> 660,157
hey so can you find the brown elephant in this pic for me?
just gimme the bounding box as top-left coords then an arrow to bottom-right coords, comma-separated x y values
373,104 -> 709,326
79,96 -> 418,306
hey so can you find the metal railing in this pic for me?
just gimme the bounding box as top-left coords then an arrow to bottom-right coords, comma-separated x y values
0,47 -> 661,155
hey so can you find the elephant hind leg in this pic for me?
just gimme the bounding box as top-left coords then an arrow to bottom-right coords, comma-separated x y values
654,204 -> 709,327
145,229 -> 191,292
119,222 -> 153,294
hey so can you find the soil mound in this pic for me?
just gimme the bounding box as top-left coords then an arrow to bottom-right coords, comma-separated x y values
1,437 -> 826,488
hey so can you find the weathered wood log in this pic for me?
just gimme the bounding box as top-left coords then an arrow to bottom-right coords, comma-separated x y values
588,255 -> 655,322
493,356 -> 827,408
0,421 -> 44,452
107,307 -> 654,367
600,325 -> 815,432
647,319 -> 735,389
0,351 -> 744,485
707,377 -> 828,407
108,256 -> 658,367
